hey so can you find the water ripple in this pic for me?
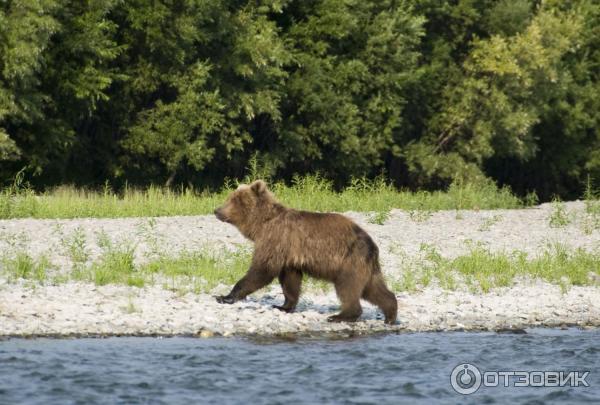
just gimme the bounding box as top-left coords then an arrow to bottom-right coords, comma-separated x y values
0,328 -> 598,404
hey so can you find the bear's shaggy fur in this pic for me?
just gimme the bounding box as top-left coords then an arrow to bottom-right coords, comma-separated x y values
214,180 -> 397,324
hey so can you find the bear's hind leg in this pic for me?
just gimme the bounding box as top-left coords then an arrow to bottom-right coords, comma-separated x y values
328,273 -> 364,323
362,273 -> 398,324
273,268 -> 302,313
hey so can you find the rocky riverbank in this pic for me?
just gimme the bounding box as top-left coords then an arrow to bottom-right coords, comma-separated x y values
1,280 -> 599,338
1,201 -> 599,337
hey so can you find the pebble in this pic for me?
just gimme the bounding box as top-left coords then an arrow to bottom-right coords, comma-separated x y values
198,330 -> 214,338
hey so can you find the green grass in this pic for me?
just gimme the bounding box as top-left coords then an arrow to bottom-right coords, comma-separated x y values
0,175 -> 525,219
478,214 -> 503,231
581,177 -> 600,234
0,222 -> 253,292
2,231 -> 598,295
1,246 -> 251,294
0,185 -> 224,219
1,252 -> 51,283
548,198 -> 572,228
57,226 -> 90,267
273,176 -> 523,212
391,244 -> 600,293
143,249 -> 251,292
367,210 -> 391,225
408,209 -> 433,222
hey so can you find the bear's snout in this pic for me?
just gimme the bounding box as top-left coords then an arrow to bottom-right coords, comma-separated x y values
214,207 -> 226,222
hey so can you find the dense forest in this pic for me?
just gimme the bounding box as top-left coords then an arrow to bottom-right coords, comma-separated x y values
0,0 -> 599,200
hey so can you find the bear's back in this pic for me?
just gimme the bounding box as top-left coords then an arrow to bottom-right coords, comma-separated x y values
255,208 -> 374,276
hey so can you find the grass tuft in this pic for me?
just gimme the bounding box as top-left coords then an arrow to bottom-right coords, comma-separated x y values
581,177 -> 600,234
1,252 -> 51,282
548,198 -> 572,228
478,214 -> 503,231
367,210 -> 391,225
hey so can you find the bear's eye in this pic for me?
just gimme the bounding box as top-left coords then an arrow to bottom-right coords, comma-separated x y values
235,193 -> 254,209
231,195 -> 245,207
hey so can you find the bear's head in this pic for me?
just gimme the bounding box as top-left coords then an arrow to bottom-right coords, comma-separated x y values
214,180 -> 279,240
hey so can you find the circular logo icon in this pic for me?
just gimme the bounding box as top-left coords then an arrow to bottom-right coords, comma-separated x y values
450,363 -> 482,395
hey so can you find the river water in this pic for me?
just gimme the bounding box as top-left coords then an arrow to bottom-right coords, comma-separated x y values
0,328 -> 598,404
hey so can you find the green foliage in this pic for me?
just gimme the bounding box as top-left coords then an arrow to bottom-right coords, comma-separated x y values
89,232 -> 139,286
408,209 -> 432,222
272,0 -> 424,178
3,228 -> 598,295
391,244 -> 600,293
144,249 -> 252,292
0,131 -> 19,161
478,214 -> 503,232
0,0 -> 121,177
0,0 -> 598,200
0,175 -> 524,219
1,252 -> 51,282
118,1 -> 291,184
0,229 -> 52,282
368,210 -> 391,225
0,225 -> 253,293
0,169 -> 38,218
582,176 -> 600,233
407,3 -> 585,185
486,0 -> 532,36
548,198 -> 572,228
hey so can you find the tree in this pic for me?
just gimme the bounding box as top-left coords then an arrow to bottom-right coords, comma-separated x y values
0,0 -> 121,184
404,2 -> 588,196
119,0 -> 290,185
273,0 -> 424,181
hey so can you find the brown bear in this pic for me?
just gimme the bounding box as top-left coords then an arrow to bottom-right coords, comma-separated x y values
214,180 -> 398,324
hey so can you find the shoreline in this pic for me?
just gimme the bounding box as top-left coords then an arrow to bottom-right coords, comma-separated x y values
2,325 -> 598,341
1,281 -> 599,338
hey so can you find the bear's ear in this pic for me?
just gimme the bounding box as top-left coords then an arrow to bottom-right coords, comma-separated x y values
250,180 -> 267,196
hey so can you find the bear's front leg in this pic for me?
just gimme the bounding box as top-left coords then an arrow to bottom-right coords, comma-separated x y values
215,266 -> 275,304
215,295 -> 236,304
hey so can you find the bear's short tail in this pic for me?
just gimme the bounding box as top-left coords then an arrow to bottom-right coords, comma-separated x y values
362,267 -> 398,324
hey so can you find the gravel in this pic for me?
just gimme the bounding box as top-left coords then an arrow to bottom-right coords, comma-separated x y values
0,201 -> 599,337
